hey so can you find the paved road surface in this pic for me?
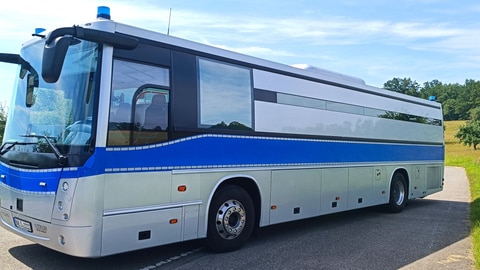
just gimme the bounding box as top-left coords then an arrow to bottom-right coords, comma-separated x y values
400,166 -> 474,269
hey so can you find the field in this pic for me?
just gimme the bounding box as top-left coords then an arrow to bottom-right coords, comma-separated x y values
444,120 -> 480,268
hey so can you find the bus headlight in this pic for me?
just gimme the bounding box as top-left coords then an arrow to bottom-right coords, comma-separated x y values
58,235 -> 65,245
62,182 -> 69,191
53,178 -> 77,222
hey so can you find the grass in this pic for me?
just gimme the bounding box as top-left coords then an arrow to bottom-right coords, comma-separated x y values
444,120 -> 480,268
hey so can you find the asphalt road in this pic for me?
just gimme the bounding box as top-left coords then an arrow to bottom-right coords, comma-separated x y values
0,166 -> 475,270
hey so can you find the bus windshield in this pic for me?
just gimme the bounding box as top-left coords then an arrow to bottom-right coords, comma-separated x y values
1,38 -> 99,168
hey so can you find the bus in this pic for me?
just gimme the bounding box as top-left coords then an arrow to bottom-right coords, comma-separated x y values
0,7 -> 444,257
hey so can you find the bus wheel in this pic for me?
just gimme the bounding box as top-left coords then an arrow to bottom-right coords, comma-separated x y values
206,185 -> 255,252
387,173 -> 408,213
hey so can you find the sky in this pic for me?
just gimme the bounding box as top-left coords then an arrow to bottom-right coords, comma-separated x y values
1,0 -> 479,106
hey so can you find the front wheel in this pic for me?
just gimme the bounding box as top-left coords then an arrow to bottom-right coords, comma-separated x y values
206,185 -> 255,252
387,173 -> 408,213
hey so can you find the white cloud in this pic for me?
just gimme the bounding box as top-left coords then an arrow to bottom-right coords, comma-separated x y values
389,22 -> 461,39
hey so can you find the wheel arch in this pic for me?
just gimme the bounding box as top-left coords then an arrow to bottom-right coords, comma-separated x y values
207,175 -> 262,233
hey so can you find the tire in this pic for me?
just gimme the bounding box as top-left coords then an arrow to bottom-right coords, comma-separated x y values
387,173 -> 408,213
206,185 -> 255,252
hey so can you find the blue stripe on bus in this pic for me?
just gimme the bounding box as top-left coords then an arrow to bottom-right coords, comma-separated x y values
0,135 -> 444,192
99,135 -> 444,170
0,166 -> 63,193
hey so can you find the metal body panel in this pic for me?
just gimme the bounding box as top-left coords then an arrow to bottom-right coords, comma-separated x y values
347,167 -> 375,209
102,207 -> 183,256
96,46 -> 114,148
104,171 -> 171,210
411,166 -> 427,198
270,169 -> 321,224
253,69 -> 442,116
0,183 -> 56,222
255,101 -> 443,144
321,168 -> 349,214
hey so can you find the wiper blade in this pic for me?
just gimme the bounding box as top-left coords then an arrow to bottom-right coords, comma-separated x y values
20,134 -> 68,166
0,141 -> 19,155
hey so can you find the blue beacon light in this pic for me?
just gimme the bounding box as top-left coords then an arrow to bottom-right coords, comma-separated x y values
34,28 -> 46,35
97,6 -> 111,20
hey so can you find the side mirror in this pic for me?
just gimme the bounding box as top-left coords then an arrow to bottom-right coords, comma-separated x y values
0,53 -> 39,107
42,36 -> 76,83
26,73 -> 38,107
41,26 -> 139,84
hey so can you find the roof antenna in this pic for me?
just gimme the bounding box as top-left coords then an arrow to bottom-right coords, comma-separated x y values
167,8 -> 172,35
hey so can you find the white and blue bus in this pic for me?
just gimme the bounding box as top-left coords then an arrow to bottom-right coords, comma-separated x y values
0,7 -> 444,257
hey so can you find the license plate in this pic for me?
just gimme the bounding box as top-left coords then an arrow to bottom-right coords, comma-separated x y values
13,217 -> 32,232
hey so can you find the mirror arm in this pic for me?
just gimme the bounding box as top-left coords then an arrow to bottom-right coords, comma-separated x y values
0,53 -> 22,65
42,26 -> 139,83
45,26 -> 139,50
0,53 -> 38,81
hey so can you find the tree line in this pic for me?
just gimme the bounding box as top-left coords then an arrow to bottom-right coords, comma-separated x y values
384,78 -> 480,121
384,78 -> 480,149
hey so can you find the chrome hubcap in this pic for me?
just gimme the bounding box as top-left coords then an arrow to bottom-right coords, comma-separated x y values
215,199 -> 246,240
394,181 -> 405,205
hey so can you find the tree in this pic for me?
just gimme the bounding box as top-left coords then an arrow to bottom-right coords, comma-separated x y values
384,78 -> 421,97
469,107 -> 480,122
0,102 -> 7,143
420,79 -> 444,100
455,121 -> 480,150
455,107 -> 480,150
385,78 -> 480,121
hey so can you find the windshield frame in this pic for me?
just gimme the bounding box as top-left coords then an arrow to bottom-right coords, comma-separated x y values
0,38 -> 102,169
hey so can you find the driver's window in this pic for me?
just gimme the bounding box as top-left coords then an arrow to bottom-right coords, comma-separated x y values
107,59 -> 169,146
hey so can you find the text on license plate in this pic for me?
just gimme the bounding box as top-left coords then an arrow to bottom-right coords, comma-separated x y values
13,217 -> 32,232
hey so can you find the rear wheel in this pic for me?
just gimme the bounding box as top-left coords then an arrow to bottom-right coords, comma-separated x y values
387,173 -> 408,213
206,185 -> 255,252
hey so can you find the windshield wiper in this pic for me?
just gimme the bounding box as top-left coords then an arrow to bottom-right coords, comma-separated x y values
20,135 -> 68,166
0,141 -> 19,156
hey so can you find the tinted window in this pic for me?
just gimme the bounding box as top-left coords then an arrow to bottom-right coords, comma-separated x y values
108,60 -> 170,146
198,58 -> 253,130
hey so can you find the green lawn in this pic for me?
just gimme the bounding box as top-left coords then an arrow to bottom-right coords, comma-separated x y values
445,121 -> 480,268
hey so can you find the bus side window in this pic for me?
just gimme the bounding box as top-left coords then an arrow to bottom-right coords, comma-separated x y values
107,59 -> 170,146
197,58 -> 253,130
